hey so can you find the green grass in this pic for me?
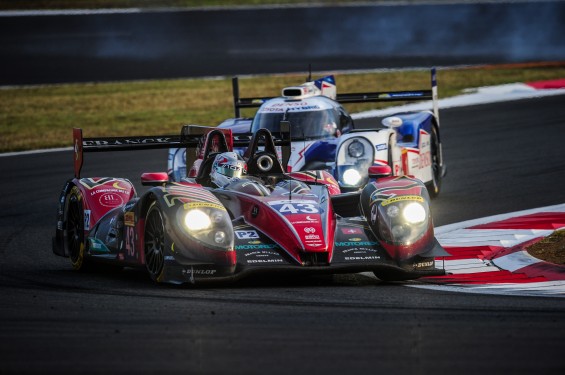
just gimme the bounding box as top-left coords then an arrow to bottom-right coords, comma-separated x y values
1,63 -> 565,153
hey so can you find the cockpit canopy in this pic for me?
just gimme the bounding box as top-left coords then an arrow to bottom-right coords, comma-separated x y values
251,96 -> 353,141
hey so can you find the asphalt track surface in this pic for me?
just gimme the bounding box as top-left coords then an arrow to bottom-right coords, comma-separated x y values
1,95 -> 565,374
2,1 -> 565,85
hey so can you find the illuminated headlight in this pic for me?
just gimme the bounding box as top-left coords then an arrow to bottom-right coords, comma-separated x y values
348,140 -> 365,158
402,202 -> 426,224
184,209 -> 212,231
343,168 -> 362,185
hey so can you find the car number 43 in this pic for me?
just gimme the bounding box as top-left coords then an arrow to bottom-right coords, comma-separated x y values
275,203 -> 319,214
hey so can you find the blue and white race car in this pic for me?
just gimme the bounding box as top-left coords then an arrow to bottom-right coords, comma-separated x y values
169,69 -> 446,196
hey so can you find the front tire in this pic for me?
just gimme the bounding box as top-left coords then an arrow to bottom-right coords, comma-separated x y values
144,202 -> 166,282
426,126 -> 442,198
66,186 -> 87,270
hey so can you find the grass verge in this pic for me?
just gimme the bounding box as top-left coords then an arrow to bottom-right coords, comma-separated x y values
1,63 -> 565,153
527,229 -> 565,266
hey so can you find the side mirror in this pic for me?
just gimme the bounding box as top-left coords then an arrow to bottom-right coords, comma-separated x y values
382,116 -> 403,128
368,165 -> 392,179
141,172 -> 169,186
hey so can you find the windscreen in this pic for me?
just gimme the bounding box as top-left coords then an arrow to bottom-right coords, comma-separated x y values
252,108 -> 341,141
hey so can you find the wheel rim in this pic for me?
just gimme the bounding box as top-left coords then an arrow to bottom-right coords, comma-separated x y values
144,206 -> 165,279
67,195 -> 84,267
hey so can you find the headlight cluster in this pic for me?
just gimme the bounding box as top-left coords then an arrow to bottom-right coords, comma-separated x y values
178,205 -> 233,249
376,198 -> 428,245
336,137 -> 374,188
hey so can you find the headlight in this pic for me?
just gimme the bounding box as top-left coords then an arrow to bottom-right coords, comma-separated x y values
348,140 -> 364,158
176,204 -> 234,251
375,198 -> 429,245
184,209 -> 212,231
402,202 -> 426,224
337,137 -> 374,190
343,168 -> 362,185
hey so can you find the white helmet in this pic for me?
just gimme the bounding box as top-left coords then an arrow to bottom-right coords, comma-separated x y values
210,152 -> 247,187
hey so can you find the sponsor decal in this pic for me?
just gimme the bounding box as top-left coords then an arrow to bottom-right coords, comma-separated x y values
341,227 -> 363,235
244,250 -> 279,257
236,244 -> 279,250
335,241 -> 378,247
414,260 -> 434,269
381,195 -> 424,206
88,238 -> 110,253
342,248 -> 379,253
124,212 -> 135,227
163,184 -> 221,208
90,187 -> 127,196
304,227 -> 316,234
99,193 -> 123,207
287,213 -> 321,225
182,268 -> 217,275
344,256 -> 380,261
348,238 -> 362,242
418,151 -> 431,170
247,259 -> 284,264
183,201 -> 225,211
376,143 -> 388,151
305,234 -> 320,240
235,230 -> 260,240
83,137 -> 174,147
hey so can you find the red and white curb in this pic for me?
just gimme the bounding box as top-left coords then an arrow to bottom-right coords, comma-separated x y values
410,204 -> 565,297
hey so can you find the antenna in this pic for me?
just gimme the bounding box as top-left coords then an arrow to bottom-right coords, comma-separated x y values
307,64 -> 312,82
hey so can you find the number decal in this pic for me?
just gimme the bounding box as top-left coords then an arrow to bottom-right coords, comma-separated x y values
235,230 -> 259,239
271,202 -> 319,214
125,226 -> 135,257
84,210 -> 91,230
296,203 -> 318,213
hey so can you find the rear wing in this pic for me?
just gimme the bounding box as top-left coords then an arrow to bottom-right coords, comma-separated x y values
73,123 -> 292,179
232,68 -> 440,126
73,126 -> 220,178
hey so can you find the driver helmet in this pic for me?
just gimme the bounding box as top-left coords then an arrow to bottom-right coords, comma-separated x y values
210,152 -> 248,187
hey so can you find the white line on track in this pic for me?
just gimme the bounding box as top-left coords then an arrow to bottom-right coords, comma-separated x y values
0,1 -> 556,17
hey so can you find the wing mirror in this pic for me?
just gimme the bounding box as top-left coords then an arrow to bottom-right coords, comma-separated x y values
368,165 -> 392,179
141,172 -> 169,186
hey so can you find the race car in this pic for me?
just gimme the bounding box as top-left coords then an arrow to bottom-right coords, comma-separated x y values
53,125 -> 448,284
168,69 -> 446,196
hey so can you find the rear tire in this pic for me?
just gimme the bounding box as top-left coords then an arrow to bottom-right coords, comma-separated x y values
144,202 -> 166,282
426,126 -> 442,198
